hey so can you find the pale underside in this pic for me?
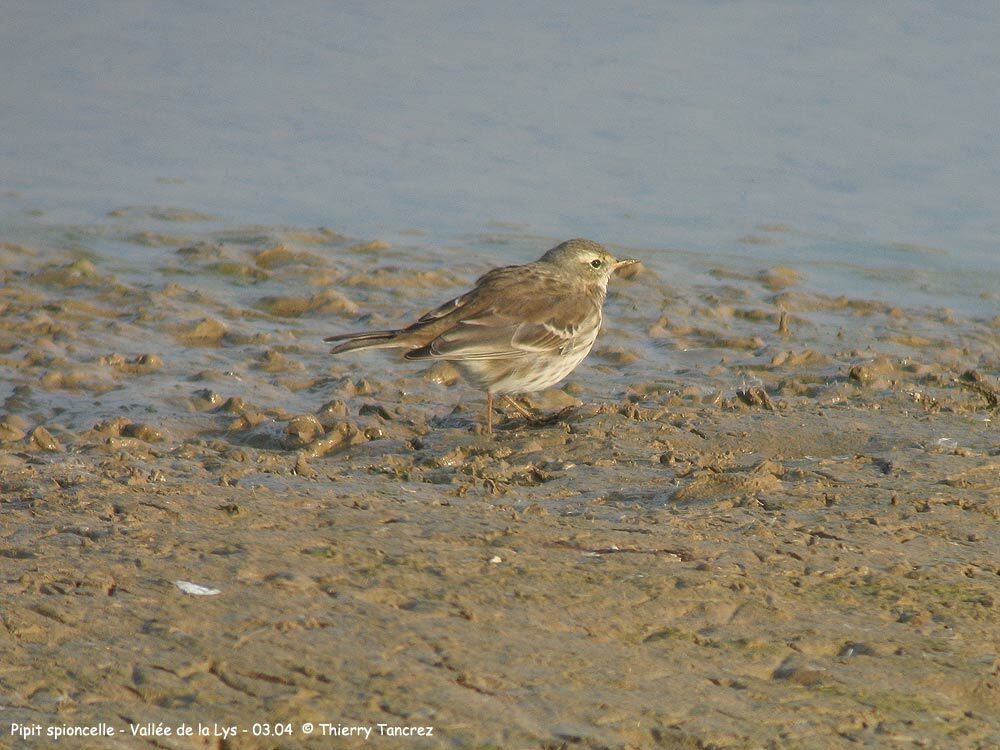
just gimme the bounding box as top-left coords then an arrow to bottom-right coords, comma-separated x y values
447,315 -> 602,394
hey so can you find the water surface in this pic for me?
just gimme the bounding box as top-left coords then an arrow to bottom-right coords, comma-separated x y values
2,1 -> 998,316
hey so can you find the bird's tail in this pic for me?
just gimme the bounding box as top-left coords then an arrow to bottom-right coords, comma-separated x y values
324,329 -> 403,354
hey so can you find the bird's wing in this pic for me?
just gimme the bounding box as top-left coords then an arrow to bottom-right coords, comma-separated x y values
401,262 -> 601,361
405,320 -> 552,361
413,290 -> 474,325
410,264 -> 523,326
406,300 -> 598,362
406,319 -> 526,361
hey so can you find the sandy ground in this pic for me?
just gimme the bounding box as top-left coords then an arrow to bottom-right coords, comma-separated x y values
1,214 -> 998,748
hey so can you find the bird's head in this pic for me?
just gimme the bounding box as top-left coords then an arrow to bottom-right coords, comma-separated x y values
539,238 -> 639,283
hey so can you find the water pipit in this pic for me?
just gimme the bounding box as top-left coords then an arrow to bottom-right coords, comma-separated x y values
325,238 -> 638,433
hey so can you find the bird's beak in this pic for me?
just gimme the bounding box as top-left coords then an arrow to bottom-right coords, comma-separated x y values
613,258 -> 640,271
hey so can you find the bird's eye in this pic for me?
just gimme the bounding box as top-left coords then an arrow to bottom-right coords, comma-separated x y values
590,259 -> 603,269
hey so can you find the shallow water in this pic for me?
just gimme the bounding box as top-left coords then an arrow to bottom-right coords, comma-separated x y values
3,2 -> 1000,314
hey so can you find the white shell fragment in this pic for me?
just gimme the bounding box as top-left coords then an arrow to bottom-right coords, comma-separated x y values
175,580 -> 221,596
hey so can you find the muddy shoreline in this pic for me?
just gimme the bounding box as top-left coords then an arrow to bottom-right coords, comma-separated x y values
1,213 -> 998,748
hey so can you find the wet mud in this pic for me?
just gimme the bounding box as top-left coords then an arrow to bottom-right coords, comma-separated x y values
1,212 -> 998,748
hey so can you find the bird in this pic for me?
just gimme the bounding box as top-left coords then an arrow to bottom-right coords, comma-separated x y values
324,238 -> 638,434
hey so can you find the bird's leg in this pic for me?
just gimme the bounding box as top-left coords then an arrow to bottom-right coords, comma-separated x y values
503,395 -> 577,427
485,392 -> 493,435
502,395 -> 537,422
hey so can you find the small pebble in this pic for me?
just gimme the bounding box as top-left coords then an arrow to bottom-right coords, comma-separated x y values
30,426 -> 62,452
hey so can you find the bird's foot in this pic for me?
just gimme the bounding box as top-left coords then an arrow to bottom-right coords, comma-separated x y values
500,397 -> 577,429
501,395 -> 536,422
534,405 -> 578,425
